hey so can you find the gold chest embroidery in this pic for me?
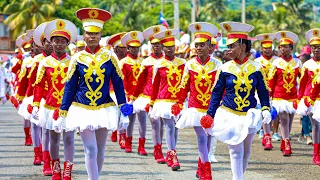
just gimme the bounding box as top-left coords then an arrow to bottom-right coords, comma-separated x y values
161,59 -> 184,98
131,59 -> 143,86
310,62 -> 320,87
46,57 -> 69,104
229,62 -> 256,111
279,60 -> 296,93
259,58 -> 272,78
79,53 -> 110,106
190,62 -> 215,106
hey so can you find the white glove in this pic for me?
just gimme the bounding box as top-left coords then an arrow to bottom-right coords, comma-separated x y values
118,113 -> 129,131
262,110 -> 271,124
32,107 -> 39,120
53,117 -> 64,133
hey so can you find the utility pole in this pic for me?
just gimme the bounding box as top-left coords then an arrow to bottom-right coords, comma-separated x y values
161,0 -> 164,14
174,0 -> 180,38
191,0 -> 196,41
241,0 -> 245,23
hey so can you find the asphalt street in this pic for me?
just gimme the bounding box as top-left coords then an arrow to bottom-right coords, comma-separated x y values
0,103 -> 319,180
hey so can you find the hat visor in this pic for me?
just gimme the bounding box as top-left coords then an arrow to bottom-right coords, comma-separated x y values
226,38 -> 239,46
194,38 -> 209,43
151,38 -> 160,43
127,42 -> 141,47
262,43 -> 272,48
279,42 -> 291,45
23,43 -> 31,49
84,26 -> 101,33
163,41 -> 175,47
310,41 -> 320,45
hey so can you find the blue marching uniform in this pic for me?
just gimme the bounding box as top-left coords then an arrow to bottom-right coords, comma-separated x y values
59,46 -> 128,132
207,57 -> 270,145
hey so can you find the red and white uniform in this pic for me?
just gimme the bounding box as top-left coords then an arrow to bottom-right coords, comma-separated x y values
119,54 -> 144,102
254,55 -> 278,78
297,58 -> 320,117
17,55 -> 35,118
269,56 -> 302,113
32,53 -> 70,130
175,56 -> 221,134
149,55 -> 186,119
133,53 -> 163,112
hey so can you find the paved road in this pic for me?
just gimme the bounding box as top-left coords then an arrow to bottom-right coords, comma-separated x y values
0,103 -> 319,180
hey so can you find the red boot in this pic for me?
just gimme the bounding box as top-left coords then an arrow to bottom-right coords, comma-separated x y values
166,151 -> 173,167
24,127 -> 32,146
63,161 -> 73,180
119,132 -> 126,149
283,139 -> 292,156
138,138 -> 147,155
196,157 -> 203,178
110,130 -> 117,142
261,135 -> 266,146
125,136 -> 132,153
263,134 -> 273,150
42,151 -> 52,176
313,144 -> 320,166
40,144 -> 43,162
280,139 -> 285,151
33,147 -> 42,165
52,159 -> 62,180
170,150 -> 180,171
154,144 -> 165,164
200,162 -> 212,180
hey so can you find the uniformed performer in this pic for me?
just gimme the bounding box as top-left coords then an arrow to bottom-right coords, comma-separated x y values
147,29 -> 186,171
31,19 -> 77,180
119,31 -> 148,155
202,22 -> 271,180
174,22 -> 222,179
254,33 -> 278,150
297,28 -> 320,166
133,25 -> 167,163
57,8 -> 132,180
269,31 -> 301,156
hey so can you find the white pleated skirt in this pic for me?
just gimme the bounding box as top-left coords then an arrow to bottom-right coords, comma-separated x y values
64,103 -> 120,132
212,106 -> 262,145
272,99 -> 296,114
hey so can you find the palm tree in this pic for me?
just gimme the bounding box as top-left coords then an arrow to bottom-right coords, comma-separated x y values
3,0 -> 58,39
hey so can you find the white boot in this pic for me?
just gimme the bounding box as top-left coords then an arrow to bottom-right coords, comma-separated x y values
208,137 -> 218,163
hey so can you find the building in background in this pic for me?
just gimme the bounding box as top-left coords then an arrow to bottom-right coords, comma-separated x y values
0,13 -> 14,62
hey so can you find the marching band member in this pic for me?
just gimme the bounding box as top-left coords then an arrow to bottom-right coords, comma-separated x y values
254,33 -> 278,150
297,28 -> 320,165
12,33 -> 33,146
30,22 -> 53,176
31,19 -> 77,180
147,29 -> 186,171
106,32 -> 127,146
203,22 -> 271,180
119,31 -> 148,155
76,35 -> 86,52
174,22 -> 222,179
57,8 -> 131,180
269,31 -> 301,156
133,25 -> 167,163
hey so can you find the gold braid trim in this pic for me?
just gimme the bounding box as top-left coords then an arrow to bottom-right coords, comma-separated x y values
27,63 -> 37,78
268,67 -> 277,81
299,67 -> 306,84
32,102 -> 40,107
18,66 -> 27,81
260,69 -> 270,91
211,69 -> 221,92
72,102 -> 116,110
16,95 -> 25,102
63,59 -> 77,83
44,104 -> 59,110
179,67 -> 190,89
221,105 -> 247,116
261,106 -> 270,111
34,66 -> 46,85
111,55 -> 124,80
59,110 -> 68,118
